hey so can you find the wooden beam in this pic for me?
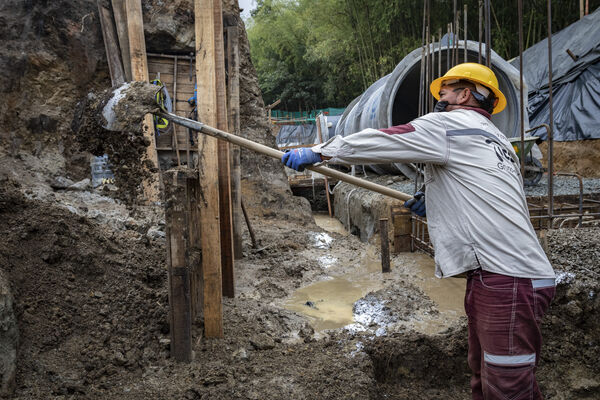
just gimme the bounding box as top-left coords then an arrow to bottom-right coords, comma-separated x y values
195,0 -> 224,338
380,218 -> 390,273
125,0 -> 161,203
214,1 -> 235,298
97,0 -> 126,86
110,0 -> 132,81
316,114 -> 332,218
164,170 -> 192,362
226,26 -> 243,259
187,176 -> 203,320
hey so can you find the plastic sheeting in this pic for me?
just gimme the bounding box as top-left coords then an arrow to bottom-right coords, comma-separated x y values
276,114 -> 342,148
512,8 -> 600,141
276,124 -> 317,148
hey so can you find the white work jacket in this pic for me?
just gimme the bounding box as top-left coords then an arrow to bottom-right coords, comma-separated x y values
312,108 -> 555,279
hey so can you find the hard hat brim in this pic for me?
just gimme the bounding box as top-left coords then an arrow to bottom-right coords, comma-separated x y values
430,75 -> 507,114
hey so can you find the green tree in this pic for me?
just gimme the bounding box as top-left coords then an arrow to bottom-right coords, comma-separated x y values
247,0 -> 600,111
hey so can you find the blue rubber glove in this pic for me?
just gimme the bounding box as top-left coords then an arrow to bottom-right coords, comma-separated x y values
281,148 -> 322,172
404,191 -> 426,217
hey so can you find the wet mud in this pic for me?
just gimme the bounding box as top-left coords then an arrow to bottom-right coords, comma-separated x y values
72,82 -> 160,204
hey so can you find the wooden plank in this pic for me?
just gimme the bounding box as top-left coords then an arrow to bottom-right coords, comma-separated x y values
97,1 -> 126,85
316,115 -> 333,217
214,1 -> 234,298
226,26 -> 243,260
172,56 -> 182,166
125,0 -> 161,203
164,170 -> 192,362
187,176 -> 203,320
195,0 -> 223,338
111,0 -> 132,81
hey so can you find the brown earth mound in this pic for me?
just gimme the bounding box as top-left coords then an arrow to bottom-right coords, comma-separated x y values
538,139 -> 600,178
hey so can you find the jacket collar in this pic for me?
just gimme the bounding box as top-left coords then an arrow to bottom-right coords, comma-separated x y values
454,105 -> 492,120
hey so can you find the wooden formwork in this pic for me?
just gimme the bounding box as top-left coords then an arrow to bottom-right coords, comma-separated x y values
147,54 -> 197,164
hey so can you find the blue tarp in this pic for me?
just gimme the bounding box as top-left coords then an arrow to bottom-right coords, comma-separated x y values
511,7 -> 600,141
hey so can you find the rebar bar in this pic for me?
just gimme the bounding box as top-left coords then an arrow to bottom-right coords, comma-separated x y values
478,0 -> 483,64
518,0 -> 525,178
547,0 -> 555,228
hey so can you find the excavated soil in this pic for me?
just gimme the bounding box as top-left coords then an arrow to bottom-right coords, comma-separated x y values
539,140 -> 600,178
1,172 -> 599,398
73,82 -> 161,204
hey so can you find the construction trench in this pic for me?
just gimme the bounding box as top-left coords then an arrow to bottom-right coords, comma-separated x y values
1,0 -> 600,399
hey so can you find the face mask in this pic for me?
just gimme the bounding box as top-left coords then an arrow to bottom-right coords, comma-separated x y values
433,101 -> 449,112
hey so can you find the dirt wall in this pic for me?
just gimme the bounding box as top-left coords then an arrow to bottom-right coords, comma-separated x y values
0,0 -> 295,215
538,139 -> 600,178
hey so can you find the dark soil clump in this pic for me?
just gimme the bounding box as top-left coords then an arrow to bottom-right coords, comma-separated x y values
72,82 -> 160,204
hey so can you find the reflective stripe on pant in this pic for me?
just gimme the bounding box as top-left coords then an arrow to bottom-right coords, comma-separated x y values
465,269 -> 555,400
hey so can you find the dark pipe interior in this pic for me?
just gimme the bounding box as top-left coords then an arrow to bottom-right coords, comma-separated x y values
391,50 -> 496,127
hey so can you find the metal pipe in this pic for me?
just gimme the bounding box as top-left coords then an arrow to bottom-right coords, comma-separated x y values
478,0 -> 483,64
453,0 -> 457,66
530,213 -> 600,220
464,4 -> 468,62
547,0 -> 555,229
455,8 -> 460,66
518,0 -> 525,179
425,26 -> 430,113
438,28 -> 442,77
485,0 -> 491,67
447,23 -> 451,70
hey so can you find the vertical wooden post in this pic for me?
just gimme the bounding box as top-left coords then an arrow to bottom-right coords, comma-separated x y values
97,1 -> 126,86
110,0 -> 132,81
164,170 -> 192,362
195,0 -> 223,338
187,176 -> 203,321
214,2 -> 235,298
380,218 -> 390,273
125,0 -> 161,203
172,56 -> 182,166
226,25 -> 243,260
316,114 -> 332,218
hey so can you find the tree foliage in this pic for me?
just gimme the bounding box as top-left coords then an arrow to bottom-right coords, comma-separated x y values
247,0 -> 600,111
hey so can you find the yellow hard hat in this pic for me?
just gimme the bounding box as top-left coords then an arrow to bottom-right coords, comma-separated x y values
430,63 -> 507,114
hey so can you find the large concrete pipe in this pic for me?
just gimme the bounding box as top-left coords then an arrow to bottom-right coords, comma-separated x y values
335,40 -> 528,177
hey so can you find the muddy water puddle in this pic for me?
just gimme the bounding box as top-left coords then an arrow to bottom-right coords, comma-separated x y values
285,214 -> 465,334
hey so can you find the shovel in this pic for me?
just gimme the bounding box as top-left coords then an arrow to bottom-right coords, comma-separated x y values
100,82 -> 413,202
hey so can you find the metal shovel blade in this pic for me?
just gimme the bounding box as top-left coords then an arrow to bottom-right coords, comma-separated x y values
101,82 -> 134,131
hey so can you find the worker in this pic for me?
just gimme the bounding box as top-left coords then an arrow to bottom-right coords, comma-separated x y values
282,63 -> 555,400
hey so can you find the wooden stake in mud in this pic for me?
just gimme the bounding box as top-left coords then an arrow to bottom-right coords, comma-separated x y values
226,25 -> 243,259
164,170 -> 193,362
125,0 -> 161,203
380,218 -> 391,273
213,0 -> 235,299
241,198 -> 257,248
195,0 -> 224,338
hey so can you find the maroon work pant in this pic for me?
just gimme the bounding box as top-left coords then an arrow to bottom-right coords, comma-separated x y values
465,269 -> 555,400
